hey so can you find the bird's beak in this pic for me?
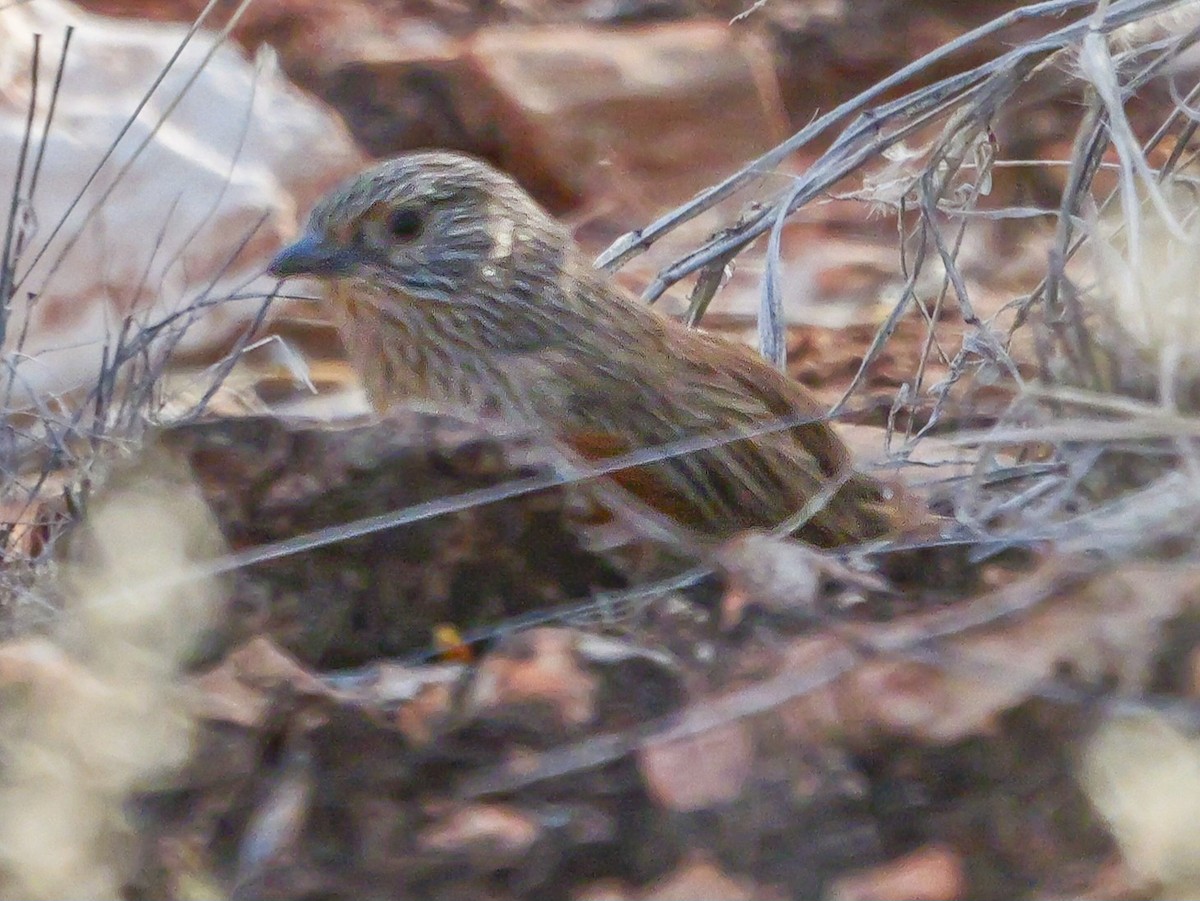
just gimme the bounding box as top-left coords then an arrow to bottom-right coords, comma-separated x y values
268,233 -> 357,279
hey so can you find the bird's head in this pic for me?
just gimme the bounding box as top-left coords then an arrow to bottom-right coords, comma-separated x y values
269,152 -> 570,307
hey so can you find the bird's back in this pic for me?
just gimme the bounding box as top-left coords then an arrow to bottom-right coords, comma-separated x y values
542,307 -> 907,545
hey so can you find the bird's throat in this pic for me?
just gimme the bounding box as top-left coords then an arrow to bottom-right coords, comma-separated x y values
329,280 -> 529,422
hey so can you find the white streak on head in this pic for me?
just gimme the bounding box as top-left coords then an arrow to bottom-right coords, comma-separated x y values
489,205 -> 515,262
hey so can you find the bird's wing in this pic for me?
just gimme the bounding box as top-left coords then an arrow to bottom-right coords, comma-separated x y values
502,320 -> 874,540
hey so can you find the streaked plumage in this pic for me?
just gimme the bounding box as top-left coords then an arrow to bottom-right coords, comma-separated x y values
269,152 -> 908,546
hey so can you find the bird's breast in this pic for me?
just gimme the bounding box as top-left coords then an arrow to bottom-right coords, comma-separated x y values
330,281 -> 552,426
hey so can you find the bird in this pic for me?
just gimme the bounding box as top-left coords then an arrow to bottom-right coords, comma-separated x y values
267,151 -> 917,549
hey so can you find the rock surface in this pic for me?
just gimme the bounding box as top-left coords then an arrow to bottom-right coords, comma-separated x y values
156,409 -> 629,667
62,0 -> 1086,211
0,0 -> 363,404
69,0 -> 798,212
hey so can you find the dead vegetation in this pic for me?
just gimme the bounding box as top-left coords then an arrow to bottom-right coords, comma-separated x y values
6,0 -> 1200,898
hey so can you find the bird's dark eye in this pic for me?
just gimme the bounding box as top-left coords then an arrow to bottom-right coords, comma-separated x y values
387,206 -> 424,242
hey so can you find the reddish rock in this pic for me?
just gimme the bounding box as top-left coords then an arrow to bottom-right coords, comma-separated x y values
463,628 -> 603,731
639,720 -> 755,811
827,844 -> 966,901
464,22 -> 788,210
640,854 -> 786,901
417,803 -> 542,868
65,0 -> 1109,220
312,20 -> 789,212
